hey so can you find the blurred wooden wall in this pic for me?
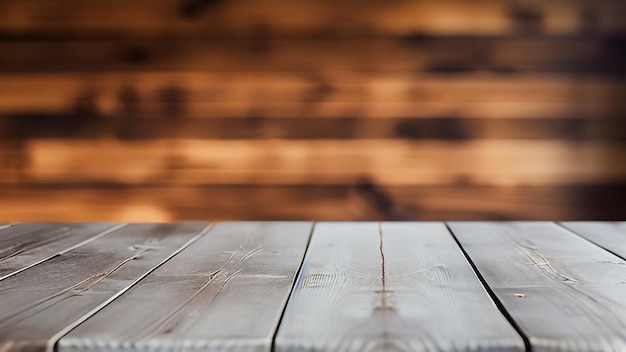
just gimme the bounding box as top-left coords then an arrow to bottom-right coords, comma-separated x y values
0,0 -> 624,221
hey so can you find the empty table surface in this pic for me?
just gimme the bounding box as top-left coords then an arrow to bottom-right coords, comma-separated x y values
0,221 -> 625,352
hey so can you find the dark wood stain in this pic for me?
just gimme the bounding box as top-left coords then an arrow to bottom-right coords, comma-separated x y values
2,116 -> 625,141
158,85 -> 187,118
395,117 -> 469,141
178,0 -> 224,19
426,63 -> 474,74
509,4 -> 544,34
120,46 -> 150,64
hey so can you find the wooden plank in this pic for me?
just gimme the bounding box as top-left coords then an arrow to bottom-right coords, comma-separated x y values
0,73 -> 621,119
0,38 -> 618,74
0,0 -> 597,39
3,183 -> 625,222
1,223 -> 61,240
275,222 -> 523,351
2,116 -> 625,141
0,222 -> 122,280
561,222 -> 626,260
59,221 -> 312,352
0,185 -> 368,222
448,221 -> 626,351
0,222 -> 210,352
3,139 -> 623,186
2,183 -> 626,222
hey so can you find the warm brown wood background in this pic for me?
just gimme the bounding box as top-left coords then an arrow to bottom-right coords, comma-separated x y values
0,0 -> 624,221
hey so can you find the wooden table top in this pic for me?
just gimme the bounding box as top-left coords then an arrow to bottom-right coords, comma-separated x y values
0,222 -> 625,352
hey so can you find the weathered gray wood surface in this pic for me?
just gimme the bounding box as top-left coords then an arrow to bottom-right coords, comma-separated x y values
275,222 -> 524,352
3,221 -> 625,352
448,221 -> 626,352
60,222 -> 312,352
0,222 -> 210,352
0,223 -> 122,280
561,222 -> 626,260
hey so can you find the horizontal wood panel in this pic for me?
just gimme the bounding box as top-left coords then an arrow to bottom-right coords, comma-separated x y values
275,222 -> 524,351
1,139 -> 623,186
2,116 -> 625,141
3,0 -> 618,39
448,222 -> 626,351
0,38 -> 622,74
1,0 -> 623,223
0,73 -> 622,119
0,183 -> 624,222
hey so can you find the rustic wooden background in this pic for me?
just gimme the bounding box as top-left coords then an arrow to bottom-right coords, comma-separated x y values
0,0 -> 624,221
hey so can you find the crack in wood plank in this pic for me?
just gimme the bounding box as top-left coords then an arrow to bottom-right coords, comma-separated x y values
378,222 -> 387,310
521,245 -> 580,284
136,244 -> 263,340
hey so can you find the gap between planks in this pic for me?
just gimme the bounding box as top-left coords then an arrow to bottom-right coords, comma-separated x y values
46,223 -> 214,352
0,223 -> 127,281
445,222 -> 532,352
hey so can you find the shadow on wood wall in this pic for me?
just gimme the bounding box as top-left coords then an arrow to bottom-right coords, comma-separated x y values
0,0 -> 624,221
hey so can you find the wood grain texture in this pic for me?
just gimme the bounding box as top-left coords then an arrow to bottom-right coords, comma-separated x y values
0,222 -> 122,280
0,0 -> 623,222
3,116 -> 625,141
561,222 -> 626,260
0,73 -> 621,119
275,222 -> 524,352
2,140 -> 623,187
1,183 -> 625,222
1,0 -> 610,38
448,221 -> 626,351
59,221 -> 312,352
0,38 -> 619,74
0,222 -> 210,352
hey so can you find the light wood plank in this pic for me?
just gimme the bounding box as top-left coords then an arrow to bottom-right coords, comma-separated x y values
59,221 -> 312,352
5,139 -> 624,187
448,221 -> 626,351
0,222 -> 210,352
275,222 -> 524,352
561,222 -> 626,260
0,222 -> 122,280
